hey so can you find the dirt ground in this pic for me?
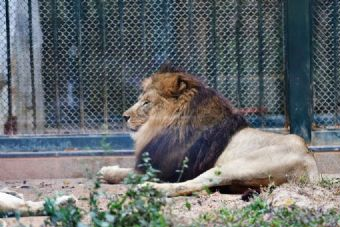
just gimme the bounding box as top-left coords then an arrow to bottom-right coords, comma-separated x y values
1,178 -> 340,227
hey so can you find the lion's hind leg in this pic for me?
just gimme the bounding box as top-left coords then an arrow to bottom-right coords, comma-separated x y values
214,144 -> 318,189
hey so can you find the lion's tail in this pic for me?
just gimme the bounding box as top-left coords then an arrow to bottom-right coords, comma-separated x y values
305,153 -> 320,183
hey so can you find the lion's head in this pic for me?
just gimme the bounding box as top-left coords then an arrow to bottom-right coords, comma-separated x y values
123,65 -> 200,131
123,64 -> 248,182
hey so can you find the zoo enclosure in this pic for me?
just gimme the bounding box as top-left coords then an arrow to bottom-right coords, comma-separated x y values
0,0 -> 339,146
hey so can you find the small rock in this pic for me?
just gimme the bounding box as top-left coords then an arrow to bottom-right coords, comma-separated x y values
19,185 -> 30,189
263,213 -> 272,221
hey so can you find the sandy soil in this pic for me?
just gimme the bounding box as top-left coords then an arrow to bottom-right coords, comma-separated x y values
1,178 -> 340,227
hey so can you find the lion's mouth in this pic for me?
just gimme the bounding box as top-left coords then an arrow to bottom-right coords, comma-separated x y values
126,125 -> 140,132
125,120 -> 144,132
129,127 -> 138,132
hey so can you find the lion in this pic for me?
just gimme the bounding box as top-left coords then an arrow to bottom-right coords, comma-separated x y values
0,188 -> 76,218
99,64 -> 319,196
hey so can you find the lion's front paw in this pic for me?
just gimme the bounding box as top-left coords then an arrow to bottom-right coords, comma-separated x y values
139,182 -> 181,197
55,195 -> 77,206
98,166 -> 133,184
98,165 -> 119,176
98,165 -> 121,184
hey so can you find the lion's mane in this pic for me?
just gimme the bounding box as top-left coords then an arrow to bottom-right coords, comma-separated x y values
135,65 -> 248,182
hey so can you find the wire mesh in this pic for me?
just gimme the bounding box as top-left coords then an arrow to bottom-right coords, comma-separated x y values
0,1 -> 9,135
312,0 -> 340,129
2,0 -> 287,135
39,0 -> 286,134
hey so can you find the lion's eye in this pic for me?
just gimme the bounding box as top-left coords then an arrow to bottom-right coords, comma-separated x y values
143,101 -> 150,106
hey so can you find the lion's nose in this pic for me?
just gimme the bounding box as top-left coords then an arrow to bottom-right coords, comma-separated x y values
123,114 -> 130,122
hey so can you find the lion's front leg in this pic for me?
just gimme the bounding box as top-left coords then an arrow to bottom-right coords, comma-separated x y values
98,165 -> 135,184
142,167 -> 225,196
141,182 -> 201,196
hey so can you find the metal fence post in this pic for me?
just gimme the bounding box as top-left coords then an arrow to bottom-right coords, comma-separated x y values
285,0 -> 312,142
28,0 -> 37,133
5,0 -> 12,119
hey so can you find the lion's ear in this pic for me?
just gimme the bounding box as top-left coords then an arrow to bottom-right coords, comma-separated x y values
177,76 -> 187,93
169,74 -> 188,97
156,74 -> 191,97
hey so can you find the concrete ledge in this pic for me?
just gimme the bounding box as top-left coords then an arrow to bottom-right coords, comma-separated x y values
0,152 -> 339,180
314,152 -> 340,175
0,134 -> 133,152
0,150 -> 134,158
0,155 -> 135,180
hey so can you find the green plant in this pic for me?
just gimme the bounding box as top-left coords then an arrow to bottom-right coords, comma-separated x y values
90,153 -> 169,227
43,197 -> 83,227
100,137 -> 112,152
176,156 -> 189,182
319,176 -> 340,190
184,199 -> 192,211
194,197 -> 340,227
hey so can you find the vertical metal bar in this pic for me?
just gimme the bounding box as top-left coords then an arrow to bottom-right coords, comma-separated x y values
285,0 -> 312,142
235,0 -> 242,108
141,0 -> 146,66
257,0 -> 264,127
209,0 -> 218,89
74,0 -> 84,130
51,0 -> 61,131
5,0 -> 12,119
96,0 -> 108,130
332,0 -> 340,126
118,0 -> 126,117
96,0 -> 107,56
28,0 -> 37,132
188,0 -> 193,66
162,0 -> 169,60
281,0 -> 289,129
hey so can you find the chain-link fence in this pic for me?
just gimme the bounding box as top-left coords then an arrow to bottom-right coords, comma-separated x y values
0,0 -> 35,135
2,0 -> 337,135
39,0 -> 286,134
312,0 -> 340,129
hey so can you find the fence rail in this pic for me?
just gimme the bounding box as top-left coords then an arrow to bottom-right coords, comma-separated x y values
0,0 -> 339,143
